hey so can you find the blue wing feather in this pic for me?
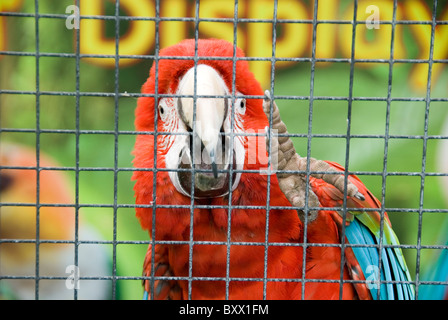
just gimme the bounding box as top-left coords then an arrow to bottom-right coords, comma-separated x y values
381,244 -> 394,299
345,219 -> 380,299
346,218 -> 415,300
386,247 -> 403,300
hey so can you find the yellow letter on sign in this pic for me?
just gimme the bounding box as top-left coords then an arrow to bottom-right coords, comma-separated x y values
247,0 -> 273,87
405,0 -> 448,91
160,0 -> 188,49
198,0 -> 244,49
248,0 -> 310,87
275,0 -> 310,59
80,0 -> 155,68
315,0 -> 338,61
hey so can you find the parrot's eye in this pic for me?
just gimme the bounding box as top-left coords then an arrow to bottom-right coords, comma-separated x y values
158,99 -> 169,121
236,98 -> 246,115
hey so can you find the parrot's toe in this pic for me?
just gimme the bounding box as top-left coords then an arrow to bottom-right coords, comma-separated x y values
354,192 -> 365,201
264,90 -> 271,101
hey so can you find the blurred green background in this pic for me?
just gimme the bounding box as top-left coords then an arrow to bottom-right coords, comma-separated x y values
1,0 -> 447,299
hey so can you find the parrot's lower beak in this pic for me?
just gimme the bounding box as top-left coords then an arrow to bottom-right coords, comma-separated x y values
209,149 -> 218,179
176,134 -> 238,198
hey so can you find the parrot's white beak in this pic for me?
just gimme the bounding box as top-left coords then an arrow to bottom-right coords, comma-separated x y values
171,64 -> 240,198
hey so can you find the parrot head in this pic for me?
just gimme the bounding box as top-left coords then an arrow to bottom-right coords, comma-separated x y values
161,63 -> 245,198
134,39 -> 267,203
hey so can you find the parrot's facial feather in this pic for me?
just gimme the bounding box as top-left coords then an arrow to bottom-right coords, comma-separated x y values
161,64 -> 245,199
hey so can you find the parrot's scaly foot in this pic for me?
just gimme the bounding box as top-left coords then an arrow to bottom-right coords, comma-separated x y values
262,90 -> 363,222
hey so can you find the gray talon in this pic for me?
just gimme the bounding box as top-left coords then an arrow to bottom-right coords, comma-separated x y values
355,192 -> 365,201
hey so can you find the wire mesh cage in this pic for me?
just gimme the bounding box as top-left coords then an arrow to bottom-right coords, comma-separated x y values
0,0 -> 447,301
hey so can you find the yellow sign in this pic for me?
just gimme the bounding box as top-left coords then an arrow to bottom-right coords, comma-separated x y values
1,0 -> 447,91
77,0 -> 447,91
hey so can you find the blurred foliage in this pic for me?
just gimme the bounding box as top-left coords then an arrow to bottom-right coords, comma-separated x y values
1,0 -> 447,299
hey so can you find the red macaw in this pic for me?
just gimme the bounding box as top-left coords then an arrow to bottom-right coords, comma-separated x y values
133,39 -> 414,300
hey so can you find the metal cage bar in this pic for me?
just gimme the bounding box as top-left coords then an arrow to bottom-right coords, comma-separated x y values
33,0 -> 41,300
414,0 -> 439,299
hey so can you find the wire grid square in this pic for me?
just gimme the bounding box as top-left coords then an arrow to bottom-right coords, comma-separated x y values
0,0 -> 447,300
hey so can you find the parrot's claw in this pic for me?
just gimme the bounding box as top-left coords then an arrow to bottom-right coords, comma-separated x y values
264,90 -> 271,102
262,90 -> 365,223
278,174 -> 320,223
355,192 -> 365,201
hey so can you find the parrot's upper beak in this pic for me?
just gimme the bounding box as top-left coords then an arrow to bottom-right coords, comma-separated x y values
173,64 -> 238,198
